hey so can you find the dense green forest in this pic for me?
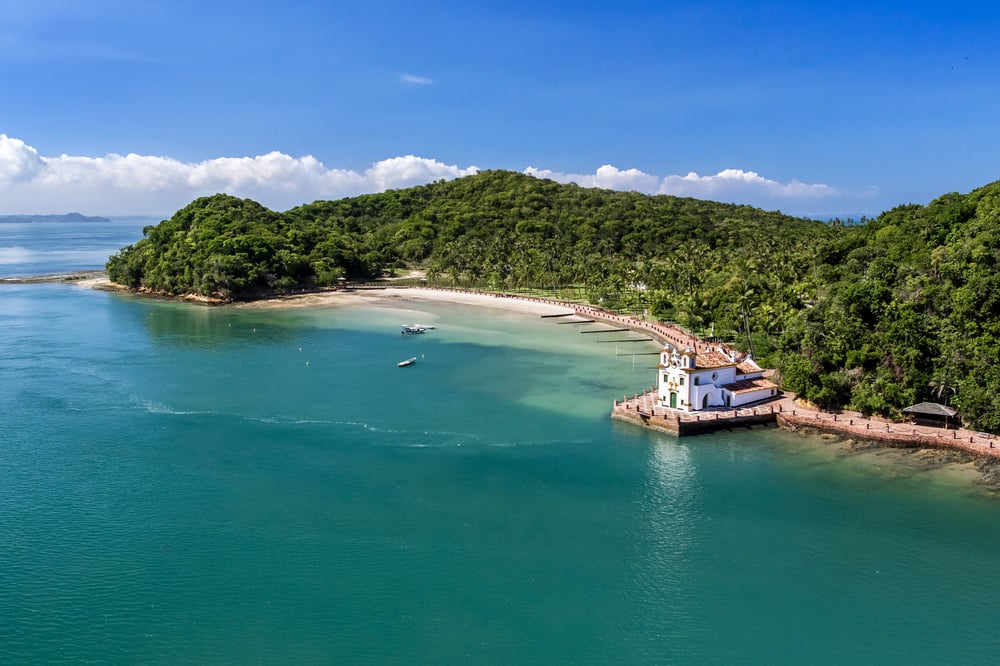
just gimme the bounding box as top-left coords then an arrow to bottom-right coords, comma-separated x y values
107,170 -> 1000,429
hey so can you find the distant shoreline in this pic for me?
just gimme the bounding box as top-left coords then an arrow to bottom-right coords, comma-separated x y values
0,270 -> 108,284
0,213 -> 112,224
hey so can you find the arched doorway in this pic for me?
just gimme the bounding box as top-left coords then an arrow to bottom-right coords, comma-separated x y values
669,392 -> 677,409
702,394 -> 710,409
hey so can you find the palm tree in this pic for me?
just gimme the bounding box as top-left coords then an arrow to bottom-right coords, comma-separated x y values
929,375 -> 957,405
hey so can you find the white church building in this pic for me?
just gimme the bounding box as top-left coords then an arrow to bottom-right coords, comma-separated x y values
657,343 -> 778,412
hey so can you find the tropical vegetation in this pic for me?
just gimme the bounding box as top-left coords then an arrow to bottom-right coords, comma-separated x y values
107,171 -> 1000,429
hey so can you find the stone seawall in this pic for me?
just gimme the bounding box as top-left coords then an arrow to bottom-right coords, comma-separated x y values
613,391 -> 1000,460
611,390 -> 780,436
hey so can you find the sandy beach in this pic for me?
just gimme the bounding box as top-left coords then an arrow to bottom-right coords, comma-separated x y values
236,286 -> 577,316
76,272 -> 578,317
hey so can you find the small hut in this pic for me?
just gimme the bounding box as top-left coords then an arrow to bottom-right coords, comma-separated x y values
903,402 -> 959,429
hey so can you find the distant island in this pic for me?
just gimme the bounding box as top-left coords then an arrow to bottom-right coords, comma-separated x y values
0,213 -> 112,224
105,170 -> 1000,431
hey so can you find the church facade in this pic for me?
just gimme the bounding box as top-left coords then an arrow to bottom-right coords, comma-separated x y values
657,343 -> 778,412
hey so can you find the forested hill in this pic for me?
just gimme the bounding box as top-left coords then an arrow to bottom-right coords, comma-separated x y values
106,169 -> 832,302
106,170 -> 1000,429
783,179 -> 1000,429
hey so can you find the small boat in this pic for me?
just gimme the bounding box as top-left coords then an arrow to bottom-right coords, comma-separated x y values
397,357 -> 417,367
400,325 -> 426,335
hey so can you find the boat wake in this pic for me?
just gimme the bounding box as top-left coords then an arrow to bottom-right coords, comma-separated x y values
132,400 -> 579,449
134,398 -> 215,417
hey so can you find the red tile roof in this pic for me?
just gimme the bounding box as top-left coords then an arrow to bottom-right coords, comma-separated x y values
722,378 -> 778,394
695,351 -> 735,369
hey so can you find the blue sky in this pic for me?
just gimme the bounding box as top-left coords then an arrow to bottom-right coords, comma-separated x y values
1,0 -> 997,216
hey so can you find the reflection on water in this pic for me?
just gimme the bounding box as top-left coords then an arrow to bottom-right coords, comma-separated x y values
642,437 -> 698,560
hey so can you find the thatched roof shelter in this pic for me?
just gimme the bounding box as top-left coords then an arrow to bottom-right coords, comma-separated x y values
903,402 -> 958,428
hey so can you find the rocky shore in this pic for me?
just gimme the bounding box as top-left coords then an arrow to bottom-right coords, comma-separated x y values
785,423 -> 1000,495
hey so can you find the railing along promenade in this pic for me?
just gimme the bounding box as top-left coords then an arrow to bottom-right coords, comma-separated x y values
775,399 -> 1000,459
403,286 -> 706,349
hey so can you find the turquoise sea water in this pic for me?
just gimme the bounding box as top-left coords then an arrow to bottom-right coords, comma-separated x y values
2,228 -> 999,663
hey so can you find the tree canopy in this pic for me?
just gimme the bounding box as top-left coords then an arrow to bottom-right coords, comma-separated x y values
780,180 -> 1000,430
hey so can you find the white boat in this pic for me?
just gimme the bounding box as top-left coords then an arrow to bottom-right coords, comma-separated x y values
397,357 -> 417,367
400,325 -> 426,334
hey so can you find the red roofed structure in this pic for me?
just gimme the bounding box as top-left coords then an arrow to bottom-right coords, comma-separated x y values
657,341 -> 778,412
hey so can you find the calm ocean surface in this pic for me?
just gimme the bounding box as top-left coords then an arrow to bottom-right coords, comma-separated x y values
0,217 -> 156,278
2,222 -> 999,663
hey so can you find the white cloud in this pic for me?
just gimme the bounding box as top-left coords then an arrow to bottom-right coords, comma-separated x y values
399,73 -> 433,85
525,164 -> 661,193
658,169 -> 834,199
526,165 -> 835,203
366,155 -> 477,190
0,133 -> 45,184
0,136 -> 479,215
0,134 -> 837,216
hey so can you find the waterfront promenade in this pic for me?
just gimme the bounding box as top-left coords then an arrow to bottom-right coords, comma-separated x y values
613,389 -> 1000,459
